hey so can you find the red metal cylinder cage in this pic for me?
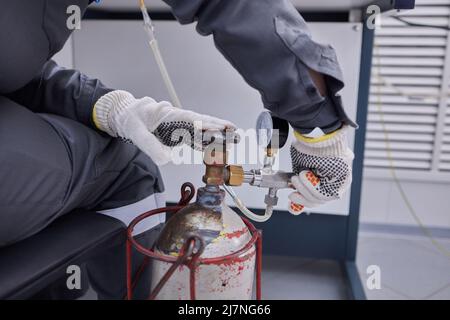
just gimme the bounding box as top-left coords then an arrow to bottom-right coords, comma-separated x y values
125,183 -> 263,300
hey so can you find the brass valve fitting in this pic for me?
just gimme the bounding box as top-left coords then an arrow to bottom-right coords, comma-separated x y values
202,143 -> 228,186
225,165 -> 245,186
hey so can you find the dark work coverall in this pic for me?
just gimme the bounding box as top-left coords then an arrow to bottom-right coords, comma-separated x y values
0,0 -> 354,299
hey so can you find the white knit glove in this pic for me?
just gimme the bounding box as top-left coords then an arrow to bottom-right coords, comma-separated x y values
93,90 -> 236,165
288,126 -> 354,215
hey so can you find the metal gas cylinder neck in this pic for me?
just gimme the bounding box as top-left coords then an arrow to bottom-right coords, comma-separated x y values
155,182 -> 227,255
196,184 -> 225,214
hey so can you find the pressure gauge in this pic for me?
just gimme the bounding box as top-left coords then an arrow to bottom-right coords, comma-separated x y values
256,111 -> 273,148
256,111 -> 289,150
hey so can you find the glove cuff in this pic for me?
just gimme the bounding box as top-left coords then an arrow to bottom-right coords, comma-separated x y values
93,90 -> 136,137
292,126 -> 350,157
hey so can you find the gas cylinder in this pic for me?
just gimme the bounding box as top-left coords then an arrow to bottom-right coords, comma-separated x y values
150,185 -> 256,300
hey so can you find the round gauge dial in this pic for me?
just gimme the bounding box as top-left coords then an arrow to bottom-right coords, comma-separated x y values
256,111 -> 273,148
255,111 -> 290,150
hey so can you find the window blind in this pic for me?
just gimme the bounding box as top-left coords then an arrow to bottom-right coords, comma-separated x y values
366,0 -> 450,172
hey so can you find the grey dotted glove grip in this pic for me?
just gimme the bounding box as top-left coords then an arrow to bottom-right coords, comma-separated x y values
93,90 -> 236,165
290,147 -> 352,199
153,121 -> 202,150
288,126 -> 354,214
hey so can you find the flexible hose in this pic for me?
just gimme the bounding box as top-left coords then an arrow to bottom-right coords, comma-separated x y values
223,185 -> 273,222
148,39 -> 183,109
139,0 -> 183,109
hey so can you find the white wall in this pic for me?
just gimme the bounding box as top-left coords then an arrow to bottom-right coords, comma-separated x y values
360,175 -> 450,228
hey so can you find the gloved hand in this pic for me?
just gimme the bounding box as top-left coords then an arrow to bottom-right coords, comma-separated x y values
288,126 -> 354,215
93,90 -> 236,165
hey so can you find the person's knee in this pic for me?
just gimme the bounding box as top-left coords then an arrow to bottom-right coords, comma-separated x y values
91,141 -> 165,211
34,113 -> 165,212
0,98 -> 164,244
0,99 -> 73,245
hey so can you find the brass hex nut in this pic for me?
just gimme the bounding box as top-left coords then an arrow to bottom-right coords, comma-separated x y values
226,165 -> 244,186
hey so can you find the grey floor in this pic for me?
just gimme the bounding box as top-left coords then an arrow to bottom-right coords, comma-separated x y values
262,230 -> 450,300
356,230 -> 450,300
260,255 -> 348,299
80,229 -> 450,300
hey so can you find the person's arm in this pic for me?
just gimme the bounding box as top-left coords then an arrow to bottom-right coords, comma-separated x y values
161,0 -> 356,213
5,60 -> 112,130
163,0 -> 356,134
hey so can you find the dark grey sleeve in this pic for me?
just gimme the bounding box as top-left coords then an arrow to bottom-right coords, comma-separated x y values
163,0 -> 357,133
5,60 -> 112,130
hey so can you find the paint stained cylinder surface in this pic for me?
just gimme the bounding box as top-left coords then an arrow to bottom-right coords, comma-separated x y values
151,204 -> 256,300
